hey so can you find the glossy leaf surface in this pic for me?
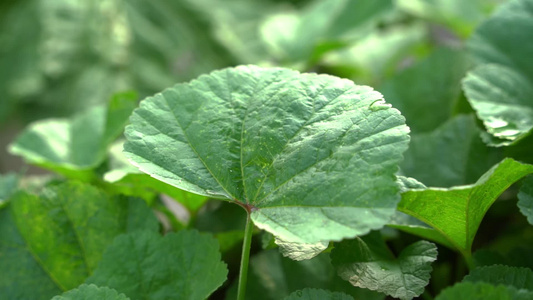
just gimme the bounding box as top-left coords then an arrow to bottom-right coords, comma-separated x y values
331,232 -> 437,300
0,181 -> 158,300
124,65 -> 410,244
51,284 -> 130,300
87,230 -> 227,300
398,158 -> 533,253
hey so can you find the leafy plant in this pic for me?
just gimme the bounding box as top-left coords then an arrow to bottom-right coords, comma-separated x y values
2,0 -> 533,299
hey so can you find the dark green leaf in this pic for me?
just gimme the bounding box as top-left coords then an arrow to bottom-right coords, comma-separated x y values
0,172 -> 18,206
284,288 -> 354,300
463,265 -> 533,290
124,65 -> 410,244
51,284 -> 130,300
435,282 -> 533,300
379,47 -> 470,133
400,115 -> 502,187
398,158 -> 533,253
86,230 -> 227,300
9,92 -> 137,179
331,232 -> 437,300
518,175 -> 533,225
0,181 -> 158,300
225,250 -> 384,300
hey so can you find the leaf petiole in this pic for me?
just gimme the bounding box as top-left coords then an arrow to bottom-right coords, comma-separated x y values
237,211 -> 254,300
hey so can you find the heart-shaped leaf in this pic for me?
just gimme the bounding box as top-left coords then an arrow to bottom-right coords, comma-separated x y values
124,65 -> 410,244
86,230 -> 228,300
0,181 -> 158,300
331,232 -> 437,300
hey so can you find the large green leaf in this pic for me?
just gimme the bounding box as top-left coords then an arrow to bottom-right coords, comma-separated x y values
9,92 -> 137,180
225,250 -> 384,300
400,115 -> 502,187
463,265 -> 533,290
0,181 -> 158,300
379,47 -> 470,134
124,65 -> 410,244
463,0 -> 533,146
518,175 -> 533,225
86,230 -> 227,300
435,282 -> 533,300
51,284 -> 130,300
398,158 -> 533,254
284,288 -> 354,300
331,232 -> 437,300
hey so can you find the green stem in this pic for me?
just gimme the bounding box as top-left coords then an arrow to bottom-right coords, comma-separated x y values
237,212 -> 254,300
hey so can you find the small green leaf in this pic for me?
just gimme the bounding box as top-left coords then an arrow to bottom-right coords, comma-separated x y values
463,265 -> 533,290
284,288 -> 354,300
435,282 -> 533,300
8,92 -> 137,179
51,284 -> 130,300
464,0 -> 533,146
398,158 -> 533,253
518,175 -> 533,225
124,65 -> 410,244
331,232 -> 437,300
379,47 -> 471,133
0,181 -> 158,300
400,115 -> 502,187
86,230 -> 227,300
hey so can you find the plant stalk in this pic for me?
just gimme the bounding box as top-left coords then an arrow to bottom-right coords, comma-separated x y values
237,212 -> 254,300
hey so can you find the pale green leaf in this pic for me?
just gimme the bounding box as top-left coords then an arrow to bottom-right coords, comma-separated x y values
398,158 -> 533,253
9,92 -> 137,179
284,288 -> 354,300
379,47 -> 471,133
518,175 -> 533,225
331,232 -> 437,300
51,284 -> 130,300
86,230 -> 227,300
124,65 -> 410,244
436,282 -> 533,300
464,265 -> 533,290
400,115 -> 502,187
275,238 -> 329,261
0,181 -> 158,300
464,0 -> 533,146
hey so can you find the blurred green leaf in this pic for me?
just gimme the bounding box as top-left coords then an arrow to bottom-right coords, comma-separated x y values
0,173 -> 19,206
124,65 -> 410,244
9,92 -> 137,180
86,230 -> 227,300
51,284 -> 130,300
518,175 -> 533,225
0,181 -> 158,300
464,265 -> 533,289
379,47 -> 471,133
400,115 -> 502,187
398,158 -> 533,254
435,282 -> 533,300
464,0 -> 533,146
331,232 -> 437,300
284,288 -> 354,300
226,250 -> 385,300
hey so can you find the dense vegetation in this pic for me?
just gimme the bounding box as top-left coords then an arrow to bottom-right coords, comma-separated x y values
1,0 -> 533,299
